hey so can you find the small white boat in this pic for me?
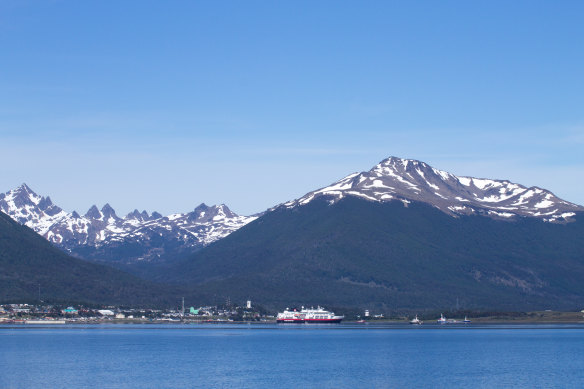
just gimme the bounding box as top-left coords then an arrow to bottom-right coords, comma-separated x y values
410,315 -> 423,325
437,313 -> 447,324
463,316 -> 471,323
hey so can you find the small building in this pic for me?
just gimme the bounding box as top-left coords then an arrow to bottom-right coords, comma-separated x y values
62,307 -> 78,314
98,309 -> 115,316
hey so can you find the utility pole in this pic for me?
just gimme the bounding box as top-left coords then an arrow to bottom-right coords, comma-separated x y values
181,297 -> 185,321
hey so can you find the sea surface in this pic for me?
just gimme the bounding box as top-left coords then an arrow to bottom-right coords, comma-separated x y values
1,323 -> 583,388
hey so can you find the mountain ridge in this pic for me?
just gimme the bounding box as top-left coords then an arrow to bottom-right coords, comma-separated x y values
282,157 -> 583,222
0,184 -> 258,263
1,156 -> 582,267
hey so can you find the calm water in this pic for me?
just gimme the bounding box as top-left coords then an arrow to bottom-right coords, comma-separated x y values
1,323 -> 583,388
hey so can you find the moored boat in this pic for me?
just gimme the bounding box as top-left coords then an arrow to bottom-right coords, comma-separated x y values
276,306 -> 344,323
276,308 -> 305,323
410,315 -> 423,325
302,306 -> 344,323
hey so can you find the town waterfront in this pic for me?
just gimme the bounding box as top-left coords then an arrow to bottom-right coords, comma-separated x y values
1,323 -> 583,388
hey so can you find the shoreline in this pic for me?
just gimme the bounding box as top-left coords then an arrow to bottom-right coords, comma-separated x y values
2,311 -> 583,325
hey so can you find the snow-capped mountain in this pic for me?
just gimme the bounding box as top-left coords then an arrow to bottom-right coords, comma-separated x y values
2,157 -> 582,264
0,184 -> 69,234
0,184 -> 257,263
283,157 -> 583,222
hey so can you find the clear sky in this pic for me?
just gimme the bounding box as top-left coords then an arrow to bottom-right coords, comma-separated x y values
1,1 -> 583,216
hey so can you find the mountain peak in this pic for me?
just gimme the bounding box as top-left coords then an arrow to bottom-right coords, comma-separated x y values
85,205 -> 101,219
194,203 -> 209,213
126,209 -> 142,219
16,183 -> 34,193
0,184 -> 65,230
10,183 -> 41,205
284,156 -> 583,222
215,204 -> 236,218
126,209 -> 151,221
101,203 -> 118,220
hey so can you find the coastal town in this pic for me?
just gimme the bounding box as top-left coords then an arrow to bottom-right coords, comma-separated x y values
0,301 -> 271,324
2,302 -> 583,324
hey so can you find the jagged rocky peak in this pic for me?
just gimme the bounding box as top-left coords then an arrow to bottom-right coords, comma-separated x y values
127,209 -> 142,219
126,209 -> 152,222
0,184 -> 65,228
38,195 -> 53,208
285,156 -> 584,222
16,183 -> 34,194
85,205 -> 101,219
188,203 -> 213,222
9,183 -> 42,207
100,203 -> 118,220
186,203 -> 238,223
371,156 -> 451,181
194,203 -> 210,214
215,204 -> 237,218
38,196 -> 63,216
1,183 -> 259,263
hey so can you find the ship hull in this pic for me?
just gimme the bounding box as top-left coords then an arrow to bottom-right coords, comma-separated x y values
304,318 -> 343,323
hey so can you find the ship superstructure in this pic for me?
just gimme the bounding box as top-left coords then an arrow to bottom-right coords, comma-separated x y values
276,308 -> 305,323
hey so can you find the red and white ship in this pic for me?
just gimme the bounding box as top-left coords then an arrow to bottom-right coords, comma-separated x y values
277,306 -> 344,323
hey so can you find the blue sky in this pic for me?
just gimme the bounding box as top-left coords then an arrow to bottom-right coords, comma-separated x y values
1,1 -> 583,215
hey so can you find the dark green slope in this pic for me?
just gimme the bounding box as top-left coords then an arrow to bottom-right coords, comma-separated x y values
0,211 -> 184,306
161,197 -> 584,311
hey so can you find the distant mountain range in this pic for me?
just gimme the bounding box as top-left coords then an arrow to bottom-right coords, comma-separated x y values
0,184 -> 257,264
2,156 -> 584,311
